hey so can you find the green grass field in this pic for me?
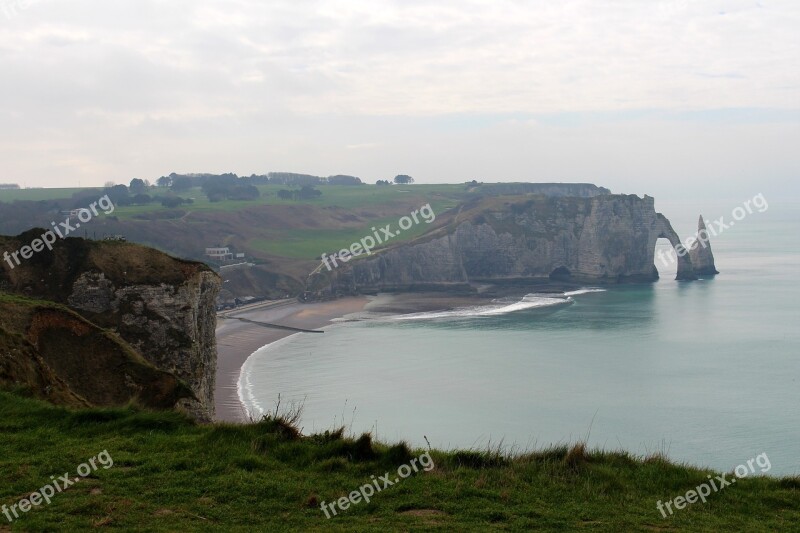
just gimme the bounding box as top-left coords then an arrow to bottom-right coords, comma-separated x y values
247,198 -> 459,259
0,184 -> 468,262
0,188 -> 96,203
1,390 -> 798,532
0,185 -> 468,215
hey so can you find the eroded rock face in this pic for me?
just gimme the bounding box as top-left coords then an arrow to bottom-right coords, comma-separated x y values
329,194 -> 697,292
688,216 -> 719,276
0,235 -> 220,422
0,297 -> 194,411
68,270 -> 219,421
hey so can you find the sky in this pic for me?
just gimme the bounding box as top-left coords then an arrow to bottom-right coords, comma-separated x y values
0,0 -> 798,201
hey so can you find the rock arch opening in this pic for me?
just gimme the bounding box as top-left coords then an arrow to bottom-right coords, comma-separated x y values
652,213 -> 697,281
549,266 -> 572,281
653,238 -> 678,279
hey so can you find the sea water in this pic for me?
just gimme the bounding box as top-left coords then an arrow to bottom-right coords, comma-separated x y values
239,199 -> 800,476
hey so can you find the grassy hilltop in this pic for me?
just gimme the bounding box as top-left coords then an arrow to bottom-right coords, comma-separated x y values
1,389 -> 798,532
0,184 -> 467,259
0,184 -> 470,297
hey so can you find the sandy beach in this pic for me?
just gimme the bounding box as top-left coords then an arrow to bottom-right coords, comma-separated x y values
214,296 -> 369,422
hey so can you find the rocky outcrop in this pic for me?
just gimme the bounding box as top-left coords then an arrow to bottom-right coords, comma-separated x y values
688,216 -> 719,275
0,295 -> 193,410
324,194 -> 698,292
0,233 -> 220,421
67,270 -> 219,421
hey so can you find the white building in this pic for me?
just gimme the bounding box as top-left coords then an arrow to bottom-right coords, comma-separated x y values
205,247 -> 234,261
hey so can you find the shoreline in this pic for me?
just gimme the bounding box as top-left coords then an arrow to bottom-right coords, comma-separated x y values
214,288 -> 584,423
214,292 -> 505,423
214,296 -> 370,422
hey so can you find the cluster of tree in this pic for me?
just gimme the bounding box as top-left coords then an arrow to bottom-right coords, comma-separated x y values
200,174 -> 260,202
268,172 -> 324,186
327,175 -> 363,185
154,172 -> 364,189
268,173 -> 364,186
0,183 -> 20,189
155,173 -> 236,190
277,186 -> 323,200
375,175 -> 416,185
71,184 -> 193,209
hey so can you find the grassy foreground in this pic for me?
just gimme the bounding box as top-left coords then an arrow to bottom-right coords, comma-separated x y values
1,391 -> 798,532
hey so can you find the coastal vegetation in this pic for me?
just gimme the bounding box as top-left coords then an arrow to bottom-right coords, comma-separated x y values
1,389 -> 797,531
0,182 -> 470,297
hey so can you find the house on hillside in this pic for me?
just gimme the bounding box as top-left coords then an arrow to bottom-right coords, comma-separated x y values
205,247 -> 234,261
60,209 -> 92,219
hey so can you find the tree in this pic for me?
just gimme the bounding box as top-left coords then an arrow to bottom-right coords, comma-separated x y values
171,176 -> 193,192
297,185 -> 322,199
130,193 -> 152,205
201,175 -> 260,201
161,196 -> 185,208
227,184 -> 260,201
156,176 -> 172,188
129,178 -> 147,193
394,175 -> 414,184
327,175 -> 363,185
376,180 -> 390,186
268,172 -> 323,186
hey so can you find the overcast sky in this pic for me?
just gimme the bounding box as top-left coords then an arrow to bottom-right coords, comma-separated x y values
1,0 -> 798,200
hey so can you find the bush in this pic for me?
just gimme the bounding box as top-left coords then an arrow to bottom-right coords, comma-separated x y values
160,196 -> 185,208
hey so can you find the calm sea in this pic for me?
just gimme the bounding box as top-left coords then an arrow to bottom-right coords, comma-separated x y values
239,198 -> 800,476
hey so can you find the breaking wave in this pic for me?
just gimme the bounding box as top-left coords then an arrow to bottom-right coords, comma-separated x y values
392,287 -> 606,321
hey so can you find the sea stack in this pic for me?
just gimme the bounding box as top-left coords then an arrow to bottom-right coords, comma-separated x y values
689,215 -> 719,275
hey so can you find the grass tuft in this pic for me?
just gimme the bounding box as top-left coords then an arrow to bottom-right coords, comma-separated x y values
564,441 -> 590,472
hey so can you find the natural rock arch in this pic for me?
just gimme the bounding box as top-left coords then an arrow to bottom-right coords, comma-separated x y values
652,213 -> 697,280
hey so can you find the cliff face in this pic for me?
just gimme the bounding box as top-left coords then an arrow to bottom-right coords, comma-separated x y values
0,233 -> 220,421
0,295 -> 193,411
326,194 -> 697,292
67,270 -> 219,421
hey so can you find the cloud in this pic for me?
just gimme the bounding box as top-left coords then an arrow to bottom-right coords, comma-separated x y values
0,0 -> 797,190
346,142 -> 382,150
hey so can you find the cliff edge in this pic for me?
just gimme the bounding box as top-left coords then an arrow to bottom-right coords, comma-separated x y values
0,231 -> 220,421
